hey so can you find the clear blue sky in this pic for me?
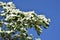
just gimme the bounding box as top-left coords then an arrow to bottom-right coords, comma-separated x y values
0,0 -> 60,40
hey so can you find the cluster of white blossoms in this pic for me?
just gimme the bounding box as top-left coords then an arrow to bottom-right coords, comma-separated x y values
0,1 -> 50,40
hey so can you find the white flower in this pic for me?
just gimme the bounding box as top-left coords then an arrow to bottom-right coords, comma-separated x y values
38,15 -> 45,19
23,11 -> 34,17
48,18 -> 51,22
20,27 -> 26,31
9,22 -> 13,25
35,38 -> 41,40
7,2 -> 16,9
0,27 -> 1,31
27,37 -> 32,39
0,2 -> 3,6
5,14 -> 17,20
7,2 -> 13,5
5,30 -> 13,34
43,18 -> 47,22
26,17 -> 30,20
4,22 -> 9,25
2,2 -> 6,6
24,24 -> 27,25
1,11 -> 4,13
3,6 -> 10,10
23,33 -> 26,36
10,14 -> 17,16
0,13 -> 5,16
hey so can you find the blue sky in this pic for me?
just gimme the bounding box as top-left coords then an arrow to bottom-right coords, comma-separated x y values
0,0 -> 60,40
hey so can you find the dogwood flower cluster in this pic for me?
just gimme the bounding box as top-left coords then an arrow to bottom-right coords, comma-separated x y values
0,1 -> 50,40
